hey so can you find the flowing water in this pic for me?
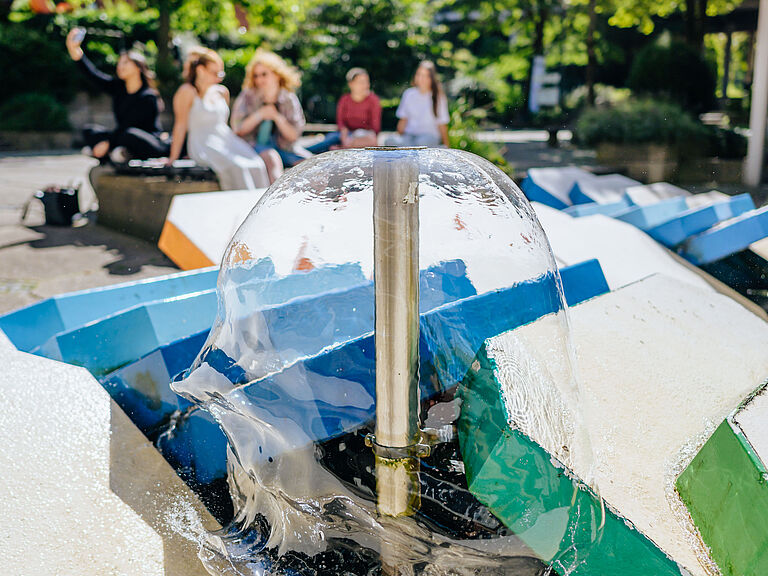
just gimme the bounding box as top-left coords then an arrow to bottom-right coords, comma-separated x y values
168,149 -> 601,575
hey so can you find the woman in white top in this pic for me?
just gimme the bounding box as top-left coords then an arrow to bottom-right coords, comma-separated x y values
167,47 -> 270,191
388,61 -> 450,147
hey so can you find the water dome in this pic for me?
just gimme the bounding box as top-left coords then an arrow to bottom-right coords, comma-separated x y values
172,147 -> 600,575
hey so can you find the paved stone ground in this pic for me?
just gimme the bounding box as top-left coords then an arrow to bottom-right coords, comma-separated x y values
1,134 -> 766,316
0,152 -> 177,314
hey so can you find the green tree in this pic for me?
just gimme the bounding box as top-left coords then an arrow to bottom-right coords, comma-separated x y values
290,0 -> 431,121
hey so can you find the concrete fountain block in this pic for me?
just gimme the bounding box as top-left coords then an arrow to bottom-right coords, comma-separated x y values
563,199 -> 631,218
205,261 -> 609,472
569,173 -> 641,205
0,347 -> 218,575
532,202 -> 712,292
646,194 -> 755,247
101,260 -> 481,491
0,266 -> 223,353
613,196 -> 689,230
681,205 -> 768,265
0,327 -> 14,350
624,182 -> 690,206
459,274 -> 768,575
159,189 -> 267,270
521,167 -> 594,209
33,289 -> 219,377
676,384 -> 768,576
31,263 -> 367,377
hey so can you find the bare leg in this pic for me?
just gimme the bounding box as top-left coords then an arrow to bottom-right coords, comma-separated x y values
259,149 -> 283,183
92,140 -> 110,158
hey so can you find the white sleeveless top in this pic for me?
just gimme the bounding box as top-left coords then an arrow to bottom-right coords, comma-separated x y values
187,86 -> 269,191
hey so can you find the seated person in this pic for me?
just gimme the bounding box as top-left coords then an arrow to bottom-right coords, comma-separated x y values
230,50 -> 308,179
66,28 -> 170,163
166,47 -> 270,190
386,61 -> 450,148
307,67 -> 381,153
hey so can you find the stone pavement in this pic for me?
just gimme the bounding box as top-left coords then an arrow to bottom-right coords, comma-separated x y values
0,152 -> 177,314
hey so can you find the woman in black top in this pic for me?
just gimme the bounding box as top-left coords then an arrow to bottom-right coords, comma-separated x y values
66,29 -> 170,162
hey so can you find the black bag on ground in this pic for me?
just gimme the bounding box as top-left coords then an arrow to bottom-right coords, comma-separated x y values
34,185 -> 80,226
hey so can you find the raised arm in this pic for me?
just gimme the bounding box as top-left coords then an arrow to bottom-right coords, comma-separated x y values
167,84 -> 196,164
66,29 -> 117,92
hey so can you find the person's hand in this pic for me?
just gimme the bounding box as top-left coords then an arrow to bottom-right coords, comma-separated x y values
260,104 -> 279,121
66,29 -> 84,61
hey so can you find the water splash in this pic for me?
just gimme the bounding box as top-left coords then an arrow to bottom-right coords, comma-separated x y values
170,149 -> 598,575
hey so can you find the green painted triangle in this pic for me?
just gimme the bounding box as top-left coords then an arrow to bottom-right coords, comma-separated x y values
458,341 -> 683,575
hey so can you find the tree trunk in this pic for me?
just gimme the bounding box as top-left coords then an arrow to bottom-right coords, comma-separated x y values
685,0 -> 696,45
156,0 -> 174,100
685,0 -> 707,51
722,30 -> 733,101
586,0 -> 597,106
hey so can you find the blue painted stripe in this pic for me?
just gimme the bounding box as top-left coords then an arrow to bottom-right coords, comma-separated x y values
613,197 -> 689,230
563,199 -> 632,218
35,289 -> 219,376
218,274 -> 566,467
560,259 -> 610,306
0,267 -> 220,352
647,194 -> 756,247
681,206 -> 768,265
100,260 -> 479,484
522,177 -> 570,210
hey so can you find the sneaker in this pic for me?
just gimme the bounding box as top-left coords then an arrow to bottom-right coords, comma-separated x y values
109,146 -> 130,164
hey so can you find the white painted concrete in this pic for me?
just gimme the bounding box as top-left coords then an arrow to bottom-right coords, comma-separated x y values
685,190 -> 730,209
162,189 -> 266,266
733,385 -> 768,466
532,202 -> 712,291
572,174 -> 640,204
0,328 -> 13,350
503,274 -> 768,575
0,348 -> 218,575
751,235 -> 768,261
624,182 -> 690,205
526,167 -> 594,206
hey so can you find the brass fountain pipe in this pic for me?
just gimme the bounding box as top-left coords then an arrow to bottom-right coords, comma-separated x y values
369,149 -> 423,518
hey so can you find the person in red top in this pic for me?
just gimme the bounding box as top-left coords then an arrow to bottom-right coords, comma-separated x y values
306,67 -> 381,153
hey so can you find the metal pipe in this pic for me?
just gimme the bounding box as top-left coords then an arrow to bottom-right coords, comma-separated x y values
745,0 -> 768,186
371,149 -> 421,518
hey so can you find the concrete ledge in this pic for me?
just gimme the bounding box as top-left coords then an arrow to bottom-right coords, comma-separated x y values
0,266 -> 220,353
676,388 -> 768,576
0,348 -> 217,575
682,206 -> 768,265
462,274 -> 768,574
0,130 -> 73,152
91,166 -> 221,242
521,167 -> 594,209
569,173 -> 640,205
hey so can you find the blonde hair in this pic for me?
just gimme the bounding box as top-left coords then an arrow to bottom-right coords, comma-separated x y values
183,46 -> 222,86
243,49 -> 301,92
